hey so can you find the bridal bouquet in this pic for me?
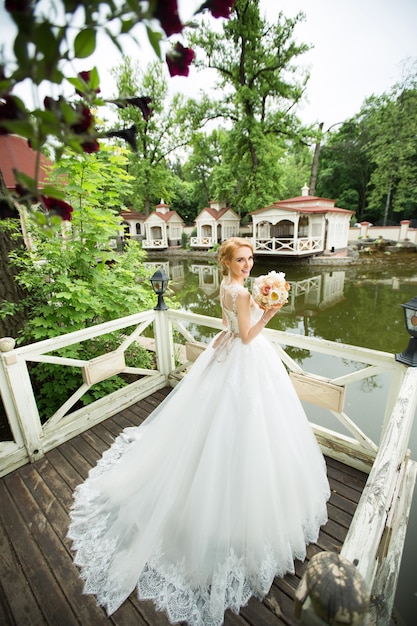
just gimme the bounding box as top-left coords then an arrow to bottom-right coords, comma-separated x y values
252,271 -> 290,310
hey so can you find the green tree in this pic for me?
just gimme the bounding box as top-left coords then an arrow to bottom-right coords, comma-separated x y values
182,129 -> 228,208
364,78 -> 417,223
5,147 -> 156,418
1,0 -> 234,221
316,120 -> 372,221
278,144 -> 312,199
189,0 -> 311,214
109,58 -> 213,215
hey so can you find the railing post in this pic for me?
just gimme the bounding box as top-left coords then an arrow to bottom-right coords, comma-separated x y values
0,337 -> 44,462
153,311 -> 175,377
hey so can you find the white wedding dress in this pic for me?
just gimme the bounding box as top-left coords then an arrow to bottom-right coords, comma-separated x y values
68,280 -> 330,625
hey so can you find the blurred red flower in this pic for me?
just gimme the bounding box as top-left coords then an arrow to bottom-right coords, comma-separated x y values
166,43 -> 195,77
198,0 -> 236,19
153,0 -> 183,37
41,196 -> 74,221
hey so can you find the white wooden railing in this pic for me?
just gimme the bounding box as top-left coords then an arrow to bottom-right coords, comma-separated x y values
1,307 -> 416,622
0,308 -> 412,477
190,236 -> 215,247
254,236 -> 324,254
142,238 -> 168,248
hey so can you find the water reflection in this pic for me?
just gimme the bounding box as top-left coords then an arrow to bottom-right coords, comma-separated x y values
144,258 -> 417,354
190,264 -> 221,296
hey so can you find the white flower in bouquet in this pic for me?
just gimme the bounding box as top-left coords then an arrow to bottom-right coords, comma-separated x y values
252,271 -> 290,310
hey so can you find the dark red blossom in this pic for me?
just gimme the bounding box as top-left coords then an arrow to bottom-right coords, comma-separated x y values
44,97 -> 99,153
81,139 -> 100,153
110,97 -> 152,121
166,43 -> 195,77
71,104 -> 94,134
41,196 -> 73,221
77,71 -> 101,96
106,125 -> 137,152
198,0 -> 235,19
15,184 -> 38,204
0,95 -> 27,134
45,98 -> 95,133
153,0 -> 183,37
43,95 -> 57,111
5,0 -> 32,13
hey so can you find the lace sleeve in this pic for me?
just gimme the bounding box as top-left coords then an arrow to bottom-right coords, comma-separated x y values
230,287 -> 239,314
221,283 -> 247,315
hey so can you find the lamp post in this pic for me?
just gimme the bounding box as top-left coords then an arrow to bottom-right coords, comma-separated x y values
150,269 -> 169,311
395,296 -> 417,366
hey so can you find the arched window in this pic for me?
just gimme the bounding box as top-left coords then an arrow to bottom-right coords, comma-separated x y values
298,216 -> 309,236
272,219 -> 293,237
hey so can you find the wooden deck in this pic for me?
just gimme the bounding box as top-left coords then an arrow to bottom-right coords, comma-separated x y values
0,387 -> 368,626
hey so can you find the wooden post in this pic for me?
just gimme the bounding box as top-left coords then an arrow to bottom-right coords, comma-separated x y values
153,310 -> 175,377
294,552 -> 370,625
0,337 -> 43,462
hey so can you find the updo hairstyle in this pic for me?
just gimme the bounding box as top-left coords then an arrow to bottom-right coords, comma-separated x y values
218,237 -> 254,276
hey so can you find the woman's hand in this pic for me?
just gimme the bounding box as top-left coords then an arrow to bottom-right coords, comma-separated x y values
261,303 -> 283,324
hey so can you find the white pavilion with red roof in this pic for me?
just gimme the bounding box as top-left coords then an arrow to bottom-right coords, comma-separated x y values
250,185 -> 354,257
191,200 -> 240,249
142,202 -> 185,250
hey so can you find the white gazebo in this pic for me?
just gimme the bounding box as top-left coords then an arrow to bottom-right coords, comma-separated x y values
119,208 -> 146,242
142,202 -> 185,250
250,185 -> 354,257
191,201 -> 240,249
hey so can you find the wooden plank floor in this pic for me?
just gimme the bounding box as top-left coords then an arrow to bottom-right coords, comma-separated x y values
0,387 -> 368,626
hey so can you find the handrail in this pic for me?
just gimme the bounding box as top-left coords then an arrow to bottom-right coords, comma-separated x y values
0,308 -> 409,478
341,367 -> 417,586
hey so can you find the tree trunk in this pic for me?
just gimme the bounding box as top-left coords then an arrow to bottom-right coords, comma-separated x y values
383,171 -> 393,226
309,122 -> 324,196
0,225 -> 28,339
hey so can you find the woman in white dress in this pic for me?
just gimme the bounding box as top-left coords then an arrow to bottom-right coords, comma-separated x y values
68,237 -> 330,625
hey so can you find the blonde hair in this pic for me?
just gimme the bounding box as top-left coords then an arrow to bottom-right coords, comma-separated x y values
218,237 -> 254,276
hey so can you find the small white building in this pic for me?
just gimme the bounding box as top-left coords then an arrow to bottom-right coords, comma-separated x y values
250,185 -> 354,257
142,202 -> 185,250
191,201 -> 240,249
119,208 -> 146,241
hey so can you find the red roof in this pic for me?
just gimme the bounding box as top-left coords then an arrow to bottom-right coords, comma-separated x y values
155,210 -> 181,222
274,194 -> 336,204
199,206 -> 238,220
250,194 -> 354,216
0,135 -> 52,189
120,209 -> 146,220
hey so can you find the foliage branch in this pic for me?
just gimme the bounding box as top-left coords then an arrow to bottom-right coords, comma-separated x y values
0,0 -> 236,223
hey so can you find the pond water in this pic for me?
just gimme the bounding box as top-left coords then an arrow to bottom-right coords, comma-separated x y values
147,253 -> 417,626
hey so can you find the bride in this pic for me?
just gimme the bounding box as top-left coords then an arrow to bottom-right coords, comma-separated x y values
68,236 -> 330,625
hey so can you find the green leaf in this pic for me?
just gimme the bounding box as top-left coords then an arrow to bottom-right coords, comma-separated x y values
34,21 -> 58,60
120,19 -> 135,34
39,185 -> 66,200
146,26 -> 162,59
74,28 -> 97,58
13,31 -> 30,70
89,66 -> 100,90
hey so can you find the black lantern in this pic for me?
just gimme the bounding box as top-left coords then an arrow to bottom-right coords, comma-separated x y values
150,269 -> 169,310
395,296 -> 417,366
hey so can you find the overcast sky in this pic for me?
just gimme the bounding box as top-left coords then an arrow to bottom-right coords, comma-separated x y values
260,0 -> 417,128
1,0 -> 417,130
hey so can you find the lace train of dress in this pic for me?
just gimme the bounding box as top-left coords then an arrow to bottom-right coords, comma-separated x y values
68,287 -> 330,625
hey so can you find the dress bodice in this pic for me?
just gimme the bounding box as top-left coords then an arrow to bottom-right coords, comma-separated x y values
220,280 -> 262,336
